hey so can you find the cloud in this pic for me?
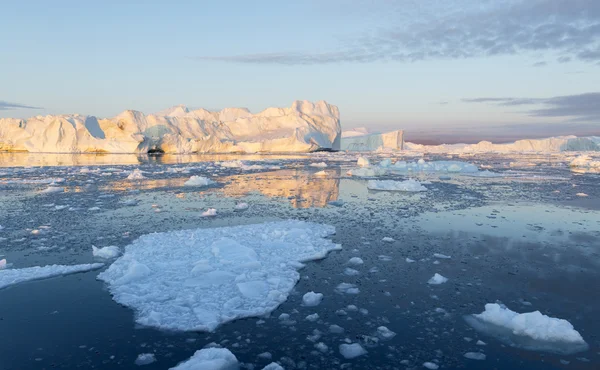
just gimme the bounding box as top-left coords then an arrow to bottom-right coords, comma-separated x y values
196,0 -> 600,65
463,92 -> 600,122
0,101 -> 42,111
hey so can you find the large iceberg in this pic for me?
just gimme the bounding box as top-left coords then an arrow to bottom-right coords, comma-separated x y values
97,220 -> 340,332
341,130 -> 404,151
0,101 -> 341,154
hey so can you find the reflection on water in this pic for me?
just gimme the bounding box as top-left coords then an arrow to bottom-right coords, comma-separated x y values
0,152 -> 310,167
221,169 -> 340,208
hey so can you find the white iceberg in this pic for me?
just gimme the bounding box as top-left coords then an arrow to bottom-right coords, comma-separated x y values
367,179 -> 427,192
0,263 -> 104,290
184,176 -> 215,187
170,348 -> 238,370
465,303 -> 588,355
427,273 -> 448,285
97,221 -> 340,331
0,100 -> 340,154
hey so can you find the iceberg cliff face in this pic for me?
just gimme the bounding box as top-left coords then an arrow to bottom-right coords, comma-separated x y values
0,100 -> 341,154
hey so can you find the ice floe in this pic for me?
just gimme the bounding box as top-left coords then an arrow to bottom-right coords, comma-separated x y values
0,263 -> 104,290
201,208 -> 218,217
367,179 -> 427,192
465,303 -> 588,355
464,352 -> 486,360
313,170 -> 328,177
339,343 -> 367,359
97,221 -> 339,331
92,245 -> 121,259
170,348 -> 238,370
135,353 -> 156,366
309,162 -> 328,168
427,273 -> 448,285
302,291 -> 323,306
346,167 -> 387,177
184,176 -> 215,187
127,169 -> 146,180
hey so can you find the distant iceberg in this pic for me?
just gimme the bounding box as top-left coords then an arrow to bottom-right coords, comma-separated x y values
341,130 -> 404,151
0,100 -> 341,154
405,136 -> 600,153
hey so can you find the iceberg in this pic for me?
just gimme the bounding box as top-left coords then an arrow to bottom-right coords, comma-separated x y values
405,136 -> 600,153
0,100 -> 341,154
465,303 -> 589,355
97,220 -> 340,332
341,130 -> 404,151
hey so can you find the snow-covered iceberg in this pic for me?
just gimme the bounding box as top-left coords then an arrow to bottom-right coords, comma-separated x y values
465,303 -> 588,355
341,130 -> 404,151
0,101 -> 341,154
97,220 -> 340,332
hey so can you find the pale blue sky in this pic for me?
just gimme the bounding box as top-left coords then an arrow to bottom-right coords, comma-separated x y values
1,0 -> 599,137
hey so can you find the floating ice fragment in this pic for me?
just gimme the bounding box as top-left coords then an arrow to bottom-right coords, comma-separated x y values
347,257 -> 364,265
406,258 -> 415,263
427,273 -> 448,285
184,176 -> 215,187
302,291 -> 323,307
576,193 -> 588,197
464,352 -> 486,360
1,263 -> 104,290
465,303 -> 588,355
0,259 -> 6,270
313,170 -> 328,177
357,157 -> 370,167
234,202 -> 249,210
433,253 -> 451,259
169,348 -> 238,370
97,221 -> 339,331
423,361 -> 439,369
127,169 -> 146,180
41,186 -> 65,194
377,326 -> 396,339
135,353 -> 156,366
335,283 -> 360,294
314,342 -> 328,352
92,245 -> 121,259
309,162 -> 328,168
305,313 -> 319,321
343,267 -> 360,276
339,343 -> 367,359
367,179 -> 427,192
201,208 -> 217,217
347,167 -> 387,177
262,363 -> 283,370
382,237 -> 394,242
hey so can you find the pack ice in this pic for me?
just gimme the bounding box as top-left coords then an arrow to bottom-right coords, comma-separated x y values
0,263 -> 104,290
0,100 -> 340,153
465,303 -> 588,355
97,221 -> 340,331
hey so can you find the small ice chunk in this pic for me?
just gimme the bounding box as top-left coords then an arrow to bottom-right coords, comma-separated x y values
428,273 -> 448,285
465,303 -> 588,355
92,245 -> 121,259
201,208 -> 217,217
127,169 -> 146,180
310,162 -> 328,168
305,313 -> 319,322
377,326 -> 396,339
135,353 -> 156,366
335,283 -> 360,294
339,343 -> 367,359
433,253 -> 451,259
367,179 -> 427,192
169,348 -> 238,370
476,340 -> 487,346
0,263 -> 104,290
343,267 -> 360,276
347,257 -> 364,265
464,352 -> 486,360
576,193 -> 588,197
382,237 -> 394,242
313,170 -> 328,177
314,342 -> 328,352
41,186 -> 65,194
234,202 -> 249,210
357,157 -> 370,167
406,258 -> 415,263
184,176 -> 215,187
329,324 -> 345,334
0,259 -> 6,270
262,363 -> 283,370
302,291 -> 323,307
423,362 -> 439,369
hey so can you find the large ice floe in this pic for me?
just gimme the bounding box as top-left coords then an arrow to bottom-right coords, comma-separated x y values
465,303 -> 588,355
97,221 -> 340,331
0,263 -> 104,290
0,100 -> 340,153
170,348 -> 239,370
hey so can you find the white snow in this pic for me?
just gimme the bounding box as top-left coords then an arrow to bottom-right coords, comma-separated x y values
367,179 -> 427,192
127,169 -> 146,180
305,313 -> 319,321
92,245 -> 121,259
464,352 -> 486,360
169,348 -> 238,370
465,303 -> 588,354
427,273 -> 448,285
184,176 -> 215,187
302,291 -> 323,307
339,343 -> 368,359
97,221 -> 340,332
135,353 -> 156,366
201,208 -> 218,217
0,100 -> 340,154
0,263 -> 104,290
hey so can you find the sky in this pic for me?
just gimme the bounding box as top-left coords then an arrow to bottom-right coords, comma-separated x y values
1,0 -> 599,142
